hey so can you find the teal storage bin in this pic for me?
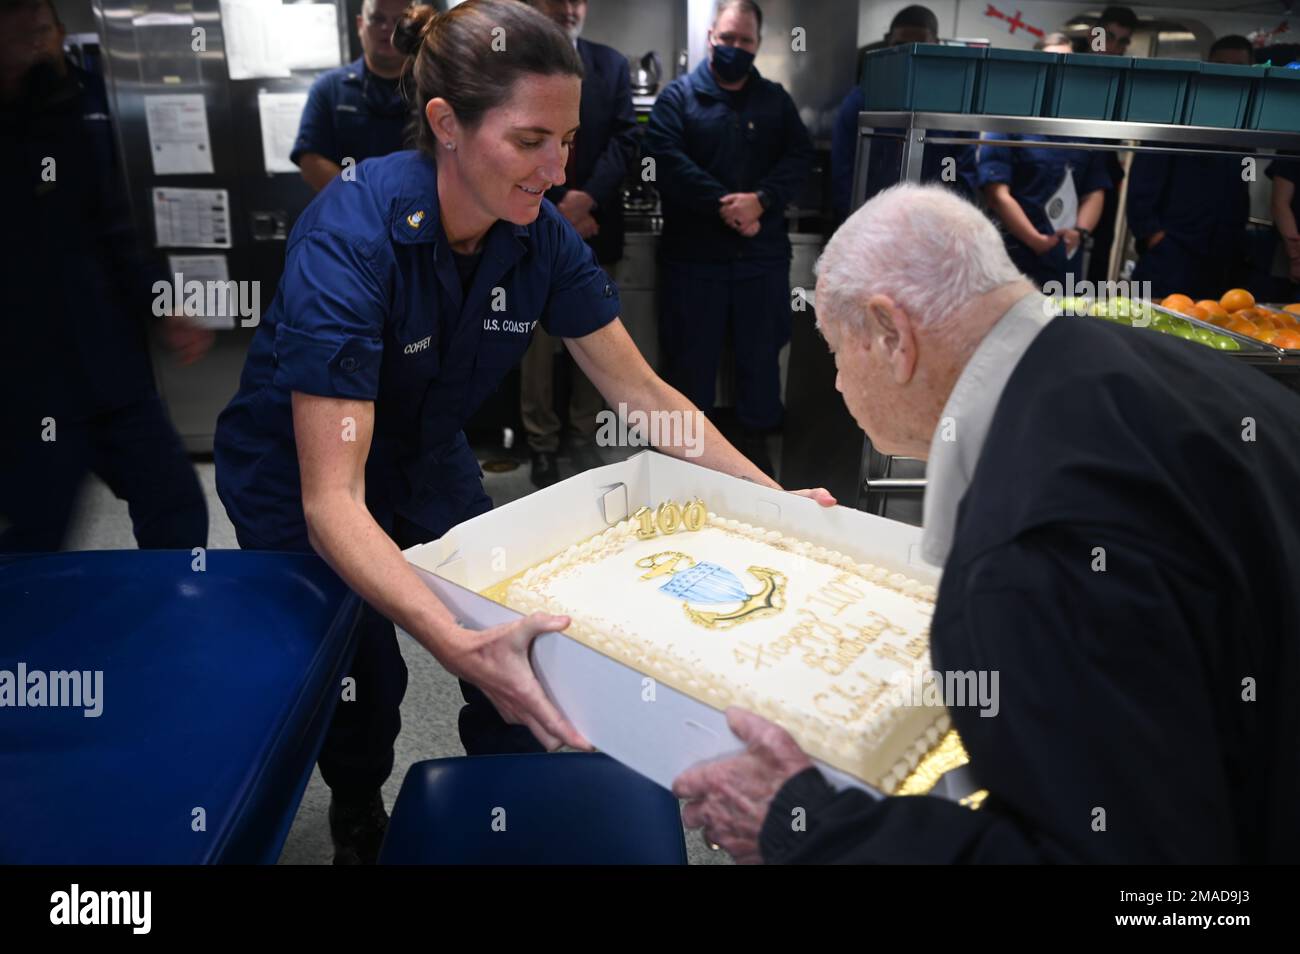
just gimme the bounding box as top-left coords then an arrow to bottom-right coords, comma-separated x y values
1117,58 -> 1196,123
1247,66 -> 1300,131
861,43 -> 981,113
1045,53 -> 1128,119
974,48 -> 1054,116
1184,62 -> 1259,128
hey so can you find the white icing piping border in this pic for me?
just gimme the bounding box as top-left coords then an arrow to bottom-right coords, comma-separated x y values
506,513 -> 948,792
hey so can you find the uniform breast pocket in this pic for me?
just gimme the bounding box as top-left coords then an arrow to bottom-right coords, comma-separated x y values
461,325 -> 535,418
334,106 -> 370,159
380,342 -> 441,432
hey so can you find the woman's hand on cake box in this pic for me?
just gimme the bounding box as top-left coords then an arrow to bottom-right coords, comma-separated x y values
787,487 -> 837,507
673,707 -> 812,864
443,612 -> 592,753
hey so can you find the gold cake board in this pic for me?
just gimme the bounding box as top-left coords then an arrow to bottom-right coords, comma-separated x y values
895,729 -> 986,809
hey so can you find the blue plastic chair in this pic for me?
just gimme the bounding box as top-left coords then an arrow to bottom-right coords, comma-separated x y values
0,550 -> 360,864
378,753 -> 688,864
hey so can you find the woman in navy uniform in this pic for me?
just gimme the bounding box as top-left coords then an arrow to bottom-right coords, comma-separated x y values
214,0 -> 826,863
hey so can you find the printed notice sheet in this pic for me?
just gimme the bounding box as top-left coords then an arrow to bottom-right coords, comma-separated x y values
152,188 -> 232,248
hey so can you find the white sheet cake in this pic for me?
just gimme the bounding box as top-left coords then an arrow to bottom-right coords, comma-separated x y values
502,506 -> 949,791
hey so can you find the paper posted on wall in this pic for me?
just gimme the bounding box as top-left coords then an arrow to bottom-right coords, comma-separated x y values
257,91 -> 309,174
152,188 -> 232,248
144,94 -> 214,175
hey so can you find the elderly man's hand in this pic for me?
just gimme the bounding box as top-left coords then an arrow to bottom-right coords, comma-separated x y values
673,707 -> 813,864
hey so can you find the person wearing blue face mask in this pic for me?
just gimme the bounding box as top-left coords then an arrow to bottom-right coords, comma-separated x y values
643,0 -> 814,477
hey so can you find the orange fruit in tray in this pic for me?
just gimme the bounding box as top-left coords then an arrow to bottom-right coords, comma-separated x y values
1255,310 -> 1290,330
1220,288 -> 1256,313
1225,316 -> 1261,338
1162,294 -> 1195,312
1272,329 -> 1300,350
1196,299 -> 1229,318
1285,303 -> 1300,315
1255,327 -> 1280,344
1231,307 -> 1258,322
1183,305 -> 1210,322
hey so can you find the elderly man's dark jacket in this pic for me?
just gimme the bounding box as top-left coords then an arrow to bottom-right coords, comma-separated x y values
761,316 -> 1300,864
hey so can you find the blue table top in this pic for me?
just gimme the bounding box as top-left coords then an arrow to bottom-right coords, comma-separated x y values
0,550 -> 360,864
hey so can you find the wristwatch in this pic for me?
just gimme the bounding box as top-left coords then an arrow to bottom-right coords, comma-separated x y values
1077,226 -> 1093,247
756,189 -> 772,211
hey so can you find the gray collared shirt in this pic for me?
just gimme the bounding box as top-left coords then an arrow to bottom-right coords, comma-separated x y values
921,291 -> 1054,567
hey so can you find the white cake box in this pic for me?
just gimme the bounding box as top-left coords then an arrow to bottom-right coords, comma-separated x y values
402,450 -> 946,797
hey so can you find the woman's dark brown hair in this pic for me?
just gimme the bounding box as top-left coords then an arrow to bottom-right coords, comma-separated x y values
392,0 -> 583,155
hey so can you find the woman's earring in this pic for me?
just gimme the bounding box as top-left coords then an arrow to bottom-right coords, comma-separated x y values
445,141 -> 456,151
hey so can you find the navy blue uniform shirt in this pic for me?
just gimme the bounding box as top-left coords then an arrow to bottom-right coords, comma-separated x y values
545,37 -> 637,265
643,59 -> 814,264
830,84 -> 978,219
1267,157 -> 1300,228
1128,153 -> 1249,254
214,150 -> 621,549
291,57 -> 408,168
1127,153 -> 1250,298
977,134 -> 1112,284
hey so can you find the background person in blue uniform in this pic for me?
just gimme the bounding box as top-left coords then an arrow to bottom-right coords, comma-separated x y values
214,0 -> 830,865
520,0 -> 637,488
291,0 -> 411,192
675,185 -> 1300,864
829,5 -> 977,222
978,129 -> 1111,288
0,0 -> 210,553
1268,157 -> 1300,297
644,0 -> 814,477
1126,37 -> 1254,300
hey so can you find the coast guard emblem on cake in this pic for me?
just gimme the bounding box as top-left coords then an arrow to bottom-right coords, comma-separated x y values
635,551 -> 786,630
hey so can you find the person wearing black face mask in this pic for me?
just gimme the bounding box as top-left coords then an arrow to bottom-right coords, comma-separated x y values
644,0 -> 813,477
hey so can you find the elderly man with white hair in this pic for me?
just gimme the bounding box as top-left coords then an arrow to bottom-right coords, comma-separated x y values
674,184 -> 1300,864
